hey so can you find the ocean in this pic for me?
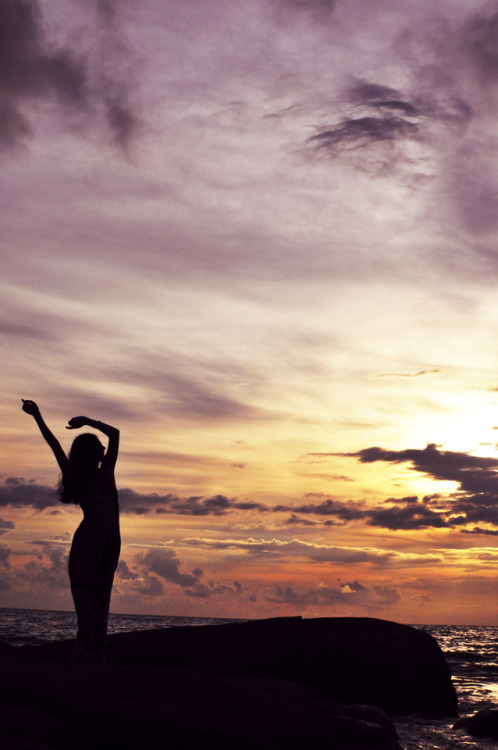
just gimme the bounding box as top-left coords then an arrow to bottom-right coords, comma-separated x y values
0,608 -> 497,750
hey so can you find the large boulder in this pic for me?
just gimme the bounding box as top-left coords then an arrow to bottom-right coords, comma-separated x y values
17,616 -> 457,717
0,652 -> 402,750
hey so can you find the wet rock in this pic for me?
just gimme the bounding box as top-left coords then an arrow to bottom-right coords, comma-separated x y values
454,708 -> 498,739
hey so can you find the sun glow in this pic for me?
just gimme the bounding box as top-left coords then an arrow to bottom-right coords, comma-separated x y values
404,390 -> 498,459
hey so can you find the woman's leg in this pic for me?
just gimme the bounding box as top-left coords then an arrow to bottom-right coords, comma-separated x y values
70,580 -> 102,662
93,574 -> 114,662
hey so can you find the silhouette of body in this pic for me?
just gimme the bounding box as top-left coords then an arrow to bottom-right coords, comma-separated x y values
22,400 -> 120,663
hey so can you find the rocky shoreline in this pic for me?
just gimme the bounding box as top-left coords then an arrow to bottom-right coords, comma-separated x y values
0,616 -> 457,749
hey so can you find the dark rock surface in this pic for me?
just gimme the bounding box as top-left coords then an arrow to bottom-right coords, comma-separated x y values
0,652 -> 402,750
18,615 -> 458,717
454,708 -> 498,739
3,616 -> 458,749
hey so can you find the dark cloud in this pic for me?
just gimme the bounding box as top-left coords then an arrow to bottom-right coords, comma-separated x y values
135,573 -> 164,598
307,71 -> 474,178
116,559 -> 139,580
275,497 -> 366,522
274,0 -> 336,21
126,547 -> 243,600
265,580 -> 400,609
10,439 -> 498,533
0,0 -> 139,152
119,487 -> 266,516
103,89 -> 138,150
281,0 -> 336,9
0,517 -> 14,530
0,544 -> 11,568
285,513 -> 317,526
308,115 -> 419,153
340,443 -> 498,530
349,81 -> 417,114
366,500 -> 448,531
0,0 -> 86,149
462,10 -> 498,84
0,479 -> 267,516
92,0 -> 140,149
349,443 -> 498,488
135,548 -> 202,589
461,527 -> 498,537
0,478 -> 58,510
273,491 -> 450,531
21,552 -> 68,589
97,0 -> 117,25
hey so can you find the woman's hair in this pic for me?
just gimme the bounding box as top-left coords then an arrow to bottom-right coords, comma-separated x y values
58,433 -> 104,505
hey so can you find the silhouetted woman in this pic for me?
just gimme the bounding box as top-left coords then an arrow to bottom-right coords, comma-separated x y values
22,399 -> 120,663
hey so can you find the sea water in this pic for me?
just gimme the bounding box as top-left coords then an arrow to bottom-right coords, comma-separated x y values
396,624 -> 498,750
1,608 -> 497,749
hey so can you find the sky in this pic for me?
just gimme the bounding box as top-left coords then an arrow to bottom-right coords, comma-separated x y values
1,0 -> 498,624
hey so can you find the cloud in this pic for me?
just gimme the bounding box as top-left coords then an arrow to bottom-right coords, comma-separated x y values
29,533 -> 71,547
285,513 -> 317,526
366,499 -> 448,531
134,572 -> 164,598
91,0 -> 140,149
119,547 -> 245,601
0,478 -> 58,510
306,69 -> 475,179
274,489 -> 453,531
0,319 -> 57,341
119,488 -> 266,516
462,9 -> 498,85
0,0 -> 86,150
135,548 -> 202,589
461,527 -> 498,537
8,444 -> 497,534
0,517 -> 14,532
116,559 -> 139,580
0,0 -> 139,152
156,372 -> 258,422
0,544 -> 11,568
309,114 -> 419,152
347,443 -> 498,489
376,369 -> 442,379
274,497 -> 367,522
21,554 -> 68,589
182,536 -> 441,567
0,478 -> 267,516
338,443 -> 498,530
277,0 -> 336,13
265,579 -> 401,610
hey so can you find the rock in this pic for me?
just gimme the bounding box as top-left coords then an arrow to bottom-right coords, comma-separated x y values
19,616 -> 456,717
0,653 -> 402,750
454,708 -> 498,739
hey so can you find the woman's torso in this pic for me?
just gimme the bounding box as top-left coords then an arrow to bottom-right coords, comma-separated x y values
69,468 -> 120,577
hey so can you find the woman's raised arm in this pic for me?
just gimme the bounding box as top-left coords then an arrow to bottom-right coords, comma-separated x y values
22,399 -> 68,473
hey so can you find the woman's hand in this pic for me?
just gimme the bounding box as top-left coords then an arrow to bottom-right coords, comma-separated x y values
66,416 -> 89,430
21,399 -> 40,417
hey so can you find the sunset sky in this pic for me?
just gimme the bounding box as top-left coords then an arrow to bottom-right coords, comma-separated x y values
2,0 -> 498,624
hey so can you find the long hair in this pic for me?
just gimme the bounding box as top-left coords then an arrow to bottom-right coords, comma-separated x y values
58,433 -> 104,505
